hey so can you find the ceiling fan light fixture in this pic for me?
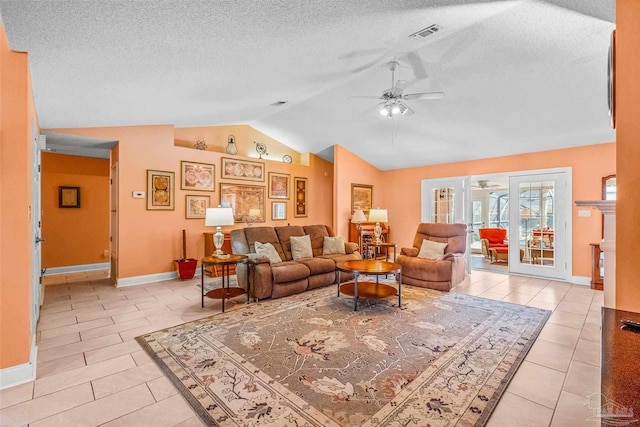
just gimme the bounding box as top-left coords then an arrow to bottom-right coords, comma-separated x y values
391,103 -> 401,115
379,104 -> 392,117
397,102 -> 408,115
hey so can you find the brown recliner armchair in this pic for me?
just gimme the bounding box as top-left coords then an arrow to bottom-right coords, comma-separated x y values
396,223 -> 467,292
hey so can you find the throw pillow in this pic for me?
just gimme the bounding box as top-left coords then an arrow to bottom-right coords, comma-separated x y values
417,239 -> 448,260
254,241 -> 282,264
322,236 -> 346,255
290,235 -> 313,260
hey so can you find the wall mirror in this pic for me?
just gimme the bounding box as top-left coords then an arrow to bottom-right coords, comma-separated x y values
603,175 -> 616,201
601,174 -> 616,238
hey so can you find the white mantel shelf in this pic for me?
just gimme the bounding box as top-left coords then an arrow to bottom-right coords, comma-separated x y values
575,200 -> 616,308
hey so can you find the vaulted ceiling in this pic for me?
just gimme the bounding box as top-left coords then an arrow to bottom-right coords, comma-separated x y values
0,0 -> 615,170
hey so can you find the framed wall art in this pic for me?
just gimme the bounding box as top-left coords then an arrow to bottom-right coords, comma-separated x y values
294,177 -> 308,218
221,157 -> 265,182
58,186 -> 80,208
351,183 -> 373,214
181,161 -> 215,191
147,169 -> 175,210
185,194 -> 210,219
220,183 -> 266,223
268,172 -> 289,199
272,201 -> 287,220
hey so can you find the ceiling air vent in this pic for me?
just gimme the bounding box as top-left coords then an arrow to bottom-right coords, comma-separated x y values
409,24 -> 442,39
270,101 -> 288,107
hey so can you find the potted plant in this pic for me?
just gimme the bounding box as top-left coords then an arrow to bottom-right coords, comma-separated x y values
175,229 -> 197,280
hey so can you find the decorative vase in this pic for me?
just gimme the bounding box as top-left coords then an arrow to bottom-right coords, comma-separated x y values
226,136 -> 238,155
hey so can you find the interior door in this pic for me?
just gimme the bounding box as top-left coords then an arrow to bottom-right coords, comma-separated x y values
508,172 -> 567,280
31,128 -> 44,332
421,177 -> 472,273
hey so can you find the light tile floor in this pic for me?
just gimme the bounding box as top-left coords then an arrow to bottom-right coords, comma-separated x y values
0,269 -> 602,426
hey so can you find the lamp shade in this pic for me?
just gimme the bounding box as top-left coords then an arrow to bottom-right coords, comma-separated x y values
205,207 -> 234,226
368,208 -> 388,223
352,209 -> 367,223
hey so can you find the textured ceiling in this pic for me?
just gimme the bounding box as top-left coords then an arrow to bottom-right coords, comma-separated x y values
0,0 -> 615,169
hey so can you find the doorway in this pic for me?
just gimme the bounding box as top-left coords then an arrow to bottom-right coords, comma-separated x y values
423,169 -> 571,281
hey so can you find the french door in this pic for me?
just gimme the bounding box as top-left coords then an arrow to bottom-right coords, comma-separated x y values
508,172 -> 568,280
421,177 -> 472,273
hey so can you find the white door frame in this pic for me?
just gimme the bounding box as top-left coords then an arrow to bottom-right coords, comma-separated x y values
421,176 -> 472,273
110,162 -> 118,284
472,167 -> 572,281
31,123 -> 43,333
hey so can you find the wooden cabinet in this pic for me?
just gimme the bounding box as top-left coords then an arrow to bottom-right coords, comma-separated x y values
348,221 -> 389,258
203,233 -> 235,276
590,243 -> 604,290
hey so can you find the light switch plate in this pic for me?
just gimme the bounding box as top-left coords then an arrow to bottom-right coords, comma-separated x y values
133,191 -> 145,199
578,209 -> 592,217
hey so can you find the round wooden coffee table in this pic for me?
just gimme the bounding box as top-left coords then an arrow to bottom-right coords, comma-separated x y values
336,260 -> 402,311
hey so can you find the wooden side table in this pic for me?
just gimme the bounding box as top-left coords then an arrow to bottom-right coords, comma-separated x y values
363,242 -> 398,262
201,254 -> 249,312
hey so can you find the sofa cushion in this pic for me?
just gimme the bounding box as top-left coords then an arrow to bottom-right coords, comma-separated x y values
304,225 -> 332,257
254,242 -> 282,264
297,257 -> 336,275
291,235 -> 313,260
400,256 -> 454,282
412,223 -> 467,254
275,226 -> 306,261
244,227 -> 286,260
322,236 -> 346,255
417,239 -> 448,260
271,261 -> 310,283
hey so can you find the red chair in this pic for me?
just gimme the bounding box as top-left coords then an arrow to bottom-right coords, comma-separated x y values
479,228 -> 508,262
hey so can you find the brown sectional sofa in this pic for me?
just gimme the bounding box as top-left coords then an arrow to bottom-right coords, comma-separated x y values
231,225 -> 362,300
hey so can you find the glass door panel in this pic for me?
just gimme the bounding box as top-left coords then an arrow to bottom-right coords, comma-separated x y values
421,177 -> 471,273
509,173 -> 567,280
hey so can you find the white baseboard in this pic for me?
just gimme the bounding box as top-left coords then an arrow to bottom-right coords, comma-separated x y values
115,268 -> 202,288
570,276 -> 591,286
0,336 -> 37,390
44,262 -> 110,275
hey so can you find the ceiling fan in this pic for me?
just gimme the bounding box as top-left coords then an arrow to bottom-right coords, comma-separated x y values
354,61 -> 444,118
472,180 -> 505,190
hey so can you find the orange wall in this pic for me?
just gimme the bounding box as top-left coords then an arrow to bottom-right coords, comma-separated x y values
616,0 -> 640,311
336,143 -> 615,278
333,145 -> 385,239
174,125 -> 301,165
0,24 -> 35,369
41,152 -> 110,268
46,125 -> 334,280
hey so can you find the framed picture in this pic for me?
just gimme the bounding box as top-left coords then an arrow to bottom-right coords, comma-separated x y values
181,161 -> 215,191
294,177 -> 308,218
185,195 -> 210,219
220,183 -> 266,223
147,169 -> 175,210
221,157 -> 265,182
351,183 -> 373,214
272,201 -> 287,220
58,186 -> 80,208
268,172 -> 290,199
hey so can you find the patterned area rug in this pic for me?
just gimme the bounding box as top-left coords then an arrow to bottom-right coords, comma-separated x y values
136,282 -> 550,426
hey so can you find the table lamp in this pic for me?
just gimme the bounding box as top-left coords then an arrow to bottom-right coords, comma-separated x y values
205,206 -> 235,257
352,209 -> 367,249
368,208 -> 388,244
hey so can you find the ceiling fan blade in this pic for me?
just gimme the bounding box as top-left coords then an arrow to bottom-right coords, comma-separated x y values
403,104 -> 415,116
350,95 -> 383,99
391,80 -> 410,96
404,92 -> 444,100
359,102 -> 385,117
